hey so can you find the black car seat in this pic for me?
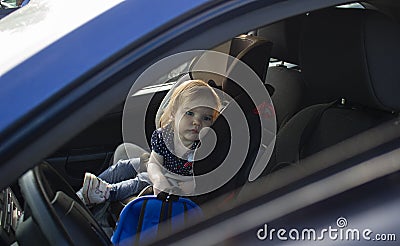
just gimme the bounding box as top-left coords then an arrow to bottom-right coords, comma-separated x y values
119,35 -> 271,164
268,8 -> 400,173
121,34 -> 273,204
189,35 -> 274,203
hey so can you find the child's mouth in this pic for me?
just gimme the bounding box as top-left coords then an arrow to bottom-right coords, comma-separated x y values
189,129 -> 199,134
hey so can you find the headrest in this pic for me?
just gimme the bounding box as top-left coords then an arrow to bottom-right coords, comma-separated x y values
300,8 -> 400,111
189,35 -> 272,99
189,51 -> 228,88
222,35 -> 273,98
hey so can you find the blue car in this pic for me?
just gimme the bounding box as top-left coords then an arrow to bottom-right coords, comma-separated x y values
1,0 -> 399,245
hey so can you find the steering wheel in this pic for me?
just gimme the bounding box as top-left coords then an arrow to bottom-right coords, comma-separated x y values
18,162 -> 111,245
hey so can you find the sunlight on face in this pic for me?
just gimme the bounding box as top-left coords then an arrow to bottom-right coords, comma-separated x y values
174,93 -> 218,147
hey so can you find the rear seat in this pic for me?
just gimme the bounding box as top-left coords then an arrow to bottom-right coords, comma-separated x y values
257,15 -> 306,129
266,65 -> 305,128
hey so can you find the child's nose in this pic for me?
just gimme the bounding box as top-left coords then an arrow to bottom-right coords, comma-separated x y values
193,116 -> 201,125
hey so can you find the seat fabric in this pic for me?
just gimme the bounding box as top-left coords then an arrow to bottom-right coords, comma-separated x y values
267,8 -> 400,174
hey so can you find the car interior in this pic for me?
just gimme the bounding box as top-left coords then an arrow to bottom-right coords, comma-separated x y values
152,3 -> 400,244
1,1 -> 400,245
0,0 -> 20,19
260,6 -> 400,175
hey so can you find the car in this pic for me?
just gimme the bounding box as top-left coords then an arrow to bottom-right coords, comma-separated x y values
0,0 -> 399,245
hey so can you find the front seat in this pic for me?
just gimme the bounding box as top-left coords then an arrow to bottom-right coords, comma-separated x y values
269,8 -> 400,172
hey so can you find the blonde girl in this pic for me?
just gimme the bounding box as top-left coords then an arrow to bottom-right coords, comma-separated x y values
78,80 -> 221,205
148,80 -> 221,195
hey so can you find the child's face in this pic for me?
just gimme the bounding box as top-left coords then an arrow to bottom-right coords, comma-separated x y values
174,94 -> 218,147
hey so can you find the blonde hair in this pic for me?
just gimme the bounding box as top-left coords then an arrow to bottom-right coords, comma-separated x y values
160,80 -> 221,128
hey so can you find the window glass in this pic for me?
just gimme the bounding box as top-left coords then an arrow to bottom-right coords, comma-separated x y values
336,2 -> 365,9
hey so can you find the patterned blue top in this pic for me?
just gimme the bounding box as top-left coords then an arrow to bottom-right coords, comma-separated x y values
151,124 -> 199,176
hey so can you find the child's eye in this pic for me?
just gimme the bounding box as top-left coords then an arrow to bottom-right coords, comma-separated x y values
185,111 -> 194,116
202,115 -> 212,121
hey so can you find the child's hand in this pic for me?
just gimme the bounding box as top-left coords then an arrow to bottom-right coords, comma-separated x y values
178,180 -> 195,195
153,186 -> 161,195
